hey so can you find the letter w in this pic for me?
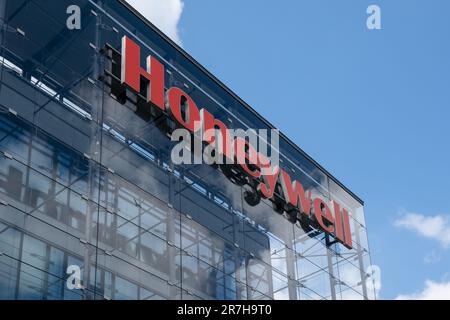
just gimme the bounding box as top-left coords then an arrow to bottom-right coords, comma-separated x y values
280,170 -> 312,216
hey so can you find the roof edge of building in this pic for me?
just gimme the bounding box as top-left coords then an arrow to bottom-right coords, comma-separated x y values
117,0 -> 364,206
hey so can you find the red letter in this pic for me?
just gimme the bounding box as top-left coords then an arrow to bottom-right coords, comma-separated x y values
121,36 -> 165,110
342,208 -> 353,249
257,165 -> 279,199
234,137 -> 260,178
332,201 -> 345,244
312,198 -> 334,234
167,87 -> 200,133
279,170 -> 311,216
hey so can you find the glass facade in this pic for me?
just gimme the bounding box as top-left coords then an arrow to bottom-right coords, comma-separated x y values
0,0 -> 375,300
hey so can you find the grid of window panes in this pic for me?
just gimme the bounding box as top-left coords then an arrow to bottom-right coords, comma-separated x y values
0,0 -> 376,300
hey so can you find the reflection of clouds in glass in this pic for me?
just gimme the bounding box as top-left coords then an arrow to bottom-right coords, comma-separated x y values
353,206 -> 366,226
337,262 -> 366,300
274,287 -> 290,300
220,174 -> 243,210
270,250 -> 287,276
125,0 -> 184,45
180,218 -> 240,299
99,101 -> 369,300
295,240 -> 336,299
1,134 -> 29,163
339,262 -> 362,288
310,167 -> 327,188
341,288 -> 364,300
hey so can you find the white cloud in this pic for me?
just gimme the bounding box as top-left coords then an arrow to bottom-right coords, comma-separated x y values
339,263 -> 381,300
396,280 -> 450,300
341,289 -> 365,300
394,212 -> 450,248
125,0 -> 184,45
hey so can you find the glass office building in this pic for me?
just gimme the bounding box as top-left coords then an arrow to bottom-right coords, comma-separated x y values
0,0 -> 375,300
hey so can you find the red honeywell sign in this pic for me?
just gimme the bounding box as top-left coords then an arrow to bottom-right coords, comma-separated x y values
119,36 -> 353,249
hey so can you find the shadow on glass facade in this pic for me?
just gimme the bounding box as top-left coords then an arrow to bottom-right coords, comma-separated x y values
0,0 -> 375,300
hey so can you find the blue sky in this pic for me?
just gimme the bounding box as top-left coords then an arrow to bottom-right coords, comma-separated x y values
128,0 -> 450,299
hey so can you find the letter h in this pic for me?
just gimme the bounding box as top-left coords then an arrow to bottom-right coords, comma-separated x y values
121,36 -> 165,110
